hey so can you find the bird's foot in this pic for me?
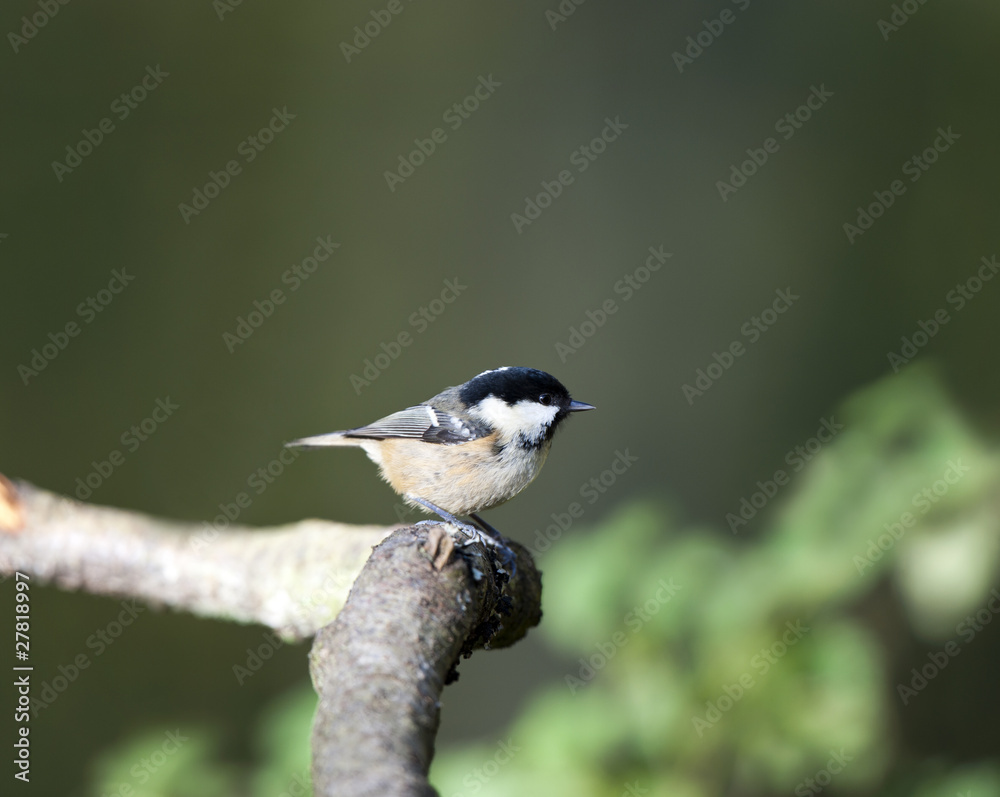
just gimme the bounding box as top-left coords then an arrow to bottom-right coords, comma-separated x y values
410,498 -> 517,578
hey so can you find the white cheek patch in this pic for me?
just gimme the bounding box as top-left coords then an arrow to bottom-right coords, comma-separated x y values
472,396 -> 559,440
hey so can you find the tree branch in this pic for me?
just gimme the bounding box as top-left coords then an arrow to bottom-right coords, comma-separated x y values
309,525 -> 541,797
0,475 -> 544,796
0,477 -> 392,639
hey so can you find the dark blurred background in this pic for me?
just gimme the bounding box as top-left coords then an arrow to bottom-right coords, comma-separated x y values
2,2 -> 999,795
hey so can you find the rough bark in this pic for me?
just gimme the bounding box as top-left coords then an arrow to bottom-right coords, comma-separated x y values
309,526 -> 541,796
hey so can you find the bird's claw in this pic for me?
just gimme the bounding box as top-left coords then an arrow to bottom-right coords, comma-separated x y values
410,498 -> 517,578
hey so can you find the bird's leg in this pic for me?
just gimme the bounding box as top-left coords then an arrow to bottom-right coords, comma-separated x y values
470,512 -> 517,577
409,497 -> 516,575
409,496 -> 480,539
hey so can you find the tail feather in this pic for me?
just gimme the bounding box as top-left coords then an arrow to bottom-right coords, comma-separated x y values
285,431 -> 360,448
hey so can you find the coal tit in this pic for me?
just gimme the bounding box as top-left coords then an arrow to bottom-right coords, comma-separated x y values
286,367 -> 594,550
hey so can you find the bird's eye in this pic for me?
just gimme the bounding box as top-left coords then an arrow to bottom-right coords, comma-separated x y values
538,393 -> 553,406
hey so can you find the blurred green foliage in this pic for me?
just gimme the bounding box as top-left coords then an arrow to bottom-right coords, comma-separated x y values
87,686 -> 314,797
85,366 -> 1000,796
87,726 -> 235,797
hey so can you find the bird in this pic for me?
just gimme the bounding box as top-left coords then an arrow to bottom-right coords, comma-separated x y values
286,367 -> 594,558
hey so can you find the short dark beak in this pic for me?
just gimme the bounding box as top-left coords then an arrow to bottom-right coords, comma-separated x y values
568,400 -> 596,412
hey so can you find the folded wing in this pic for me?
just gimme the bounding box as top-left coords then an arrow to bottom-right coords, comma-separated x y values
286,405 -> 490,448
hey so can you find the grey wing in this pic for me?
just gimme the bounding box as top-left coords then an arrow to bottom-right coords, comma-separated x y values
344,405 -> 489,445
